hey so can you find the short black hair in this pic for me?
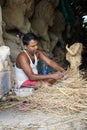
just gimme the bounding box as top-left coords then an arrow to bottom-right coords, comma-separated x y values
22,32 -> 38,45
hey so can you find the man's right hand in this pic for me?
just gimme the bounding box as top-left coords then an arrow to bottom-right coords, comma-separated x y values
52,72 -> 64,80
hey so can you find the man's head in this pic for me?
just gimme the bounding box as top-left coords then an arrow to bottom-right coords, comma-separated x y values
23,32 -> 39,54
23,32 -> 38,45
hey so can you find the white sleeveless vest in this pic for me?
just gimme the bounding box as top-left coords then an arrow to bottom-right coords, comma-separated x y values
15,50 -> 38,88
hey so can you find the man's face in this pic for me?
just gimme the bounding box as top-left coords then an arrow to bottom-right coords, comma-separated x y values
25,40 -> 39,54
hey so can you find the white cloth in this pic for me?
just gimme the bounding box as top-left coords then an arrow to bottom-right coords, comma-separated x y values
15,50 -> 38,88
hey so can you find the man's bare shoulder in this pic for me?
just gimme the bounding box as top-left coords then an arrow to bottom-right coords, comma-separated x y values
17,51 -> 25,58
36,49 -> 46,60
16,51 -> 29,67
17,51 -> 28,62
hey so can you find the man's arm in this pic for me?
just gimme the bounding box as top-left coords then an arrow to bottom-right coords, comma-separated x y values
16,52 -> 64,81
38,50 -> 66,73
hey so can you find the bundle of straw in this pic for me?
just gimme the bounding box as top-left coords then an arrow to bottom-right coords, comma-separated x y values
17,69 -> 87,115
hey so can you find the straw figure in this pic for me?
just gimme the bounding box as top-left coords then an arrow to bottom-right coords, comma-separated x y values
66,42 -> 83,72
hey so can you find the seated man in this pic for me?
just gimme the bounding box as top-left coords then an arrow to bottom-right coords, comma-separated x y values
15,32 -> 66,88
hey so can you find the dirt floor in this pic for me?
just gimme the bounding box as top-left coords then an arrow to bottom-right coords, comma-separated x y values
0,101 -> 87,130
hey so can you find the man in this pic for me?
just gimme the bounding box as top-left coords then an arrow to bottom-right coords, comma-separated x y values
15,32 -> 66,88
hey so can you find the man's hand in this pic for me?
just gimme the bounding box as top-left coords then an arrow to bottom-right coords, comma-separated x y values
52,72 -> 64,80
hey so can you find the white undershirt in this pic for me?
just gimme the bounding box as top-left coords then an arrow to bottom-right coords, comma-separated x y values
15,50 -> 38,88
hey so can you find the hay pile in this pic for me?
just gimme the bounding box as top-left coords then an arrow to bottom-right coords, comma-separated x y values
0,69 -> 87,116
17,69 -> 87,115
